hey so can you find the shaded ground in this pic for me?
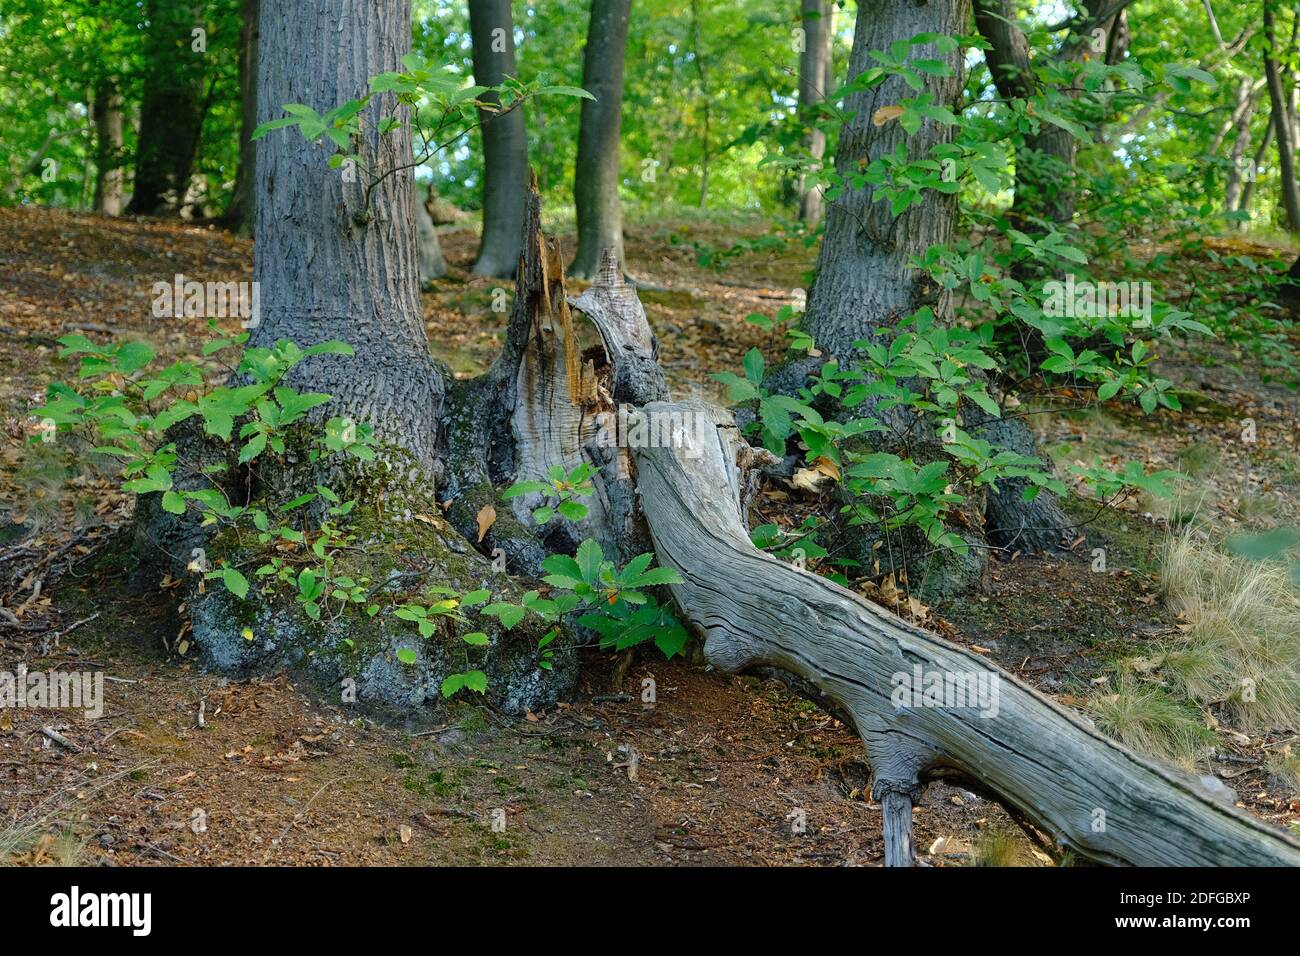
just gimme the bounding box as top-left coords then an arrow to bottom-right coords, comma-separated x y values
1,206 -> 1297,866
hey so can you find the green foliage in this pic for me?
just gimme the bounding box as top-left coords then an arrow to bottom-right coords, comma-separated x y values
498,476 -> 690,661
502,463 -> 595,525
36,329 -> 379,624
253,52 -> 590,220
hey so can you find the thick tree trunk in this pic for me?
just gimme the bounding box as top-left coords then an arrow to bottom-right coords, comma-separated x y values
627,400 -> 1300,866
158,2 -> 577,716
224,0 -> 260,236
571,0 -> 632,279
1265,1 -> 1300,232
127,2 -> 208,215
468,0 -> 529,277
254,0 -> 442,478
801,0 -> 968,358
797,0 -> 832,226
92,80 -> 124,216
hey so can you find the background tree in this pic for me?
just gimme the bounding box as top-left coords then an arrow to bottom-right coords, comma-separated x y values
796,0 -> 832,225
468,0 -> 530,276
91,79 -> 125,215
223,0 -> 261,234
127,2 -> 212,215
571,0 -> 633,279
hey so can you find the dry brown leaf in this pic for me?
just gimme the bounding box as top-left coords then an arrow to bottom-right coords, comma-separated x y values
873,105 -> 904,126
791,468 -> 829,493
476,504 -> 497,542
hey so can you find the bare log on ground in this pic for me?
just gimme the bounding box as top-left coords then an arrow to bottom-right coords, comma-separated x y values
624,399 -> 1300,867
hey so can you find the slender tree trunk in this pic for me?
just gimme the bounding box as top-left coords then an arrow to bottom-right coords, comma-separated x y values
468,0 -> 529,277
417,183 -> 448,286
254,0 -> 443,480
1237,117 -> 1273,225
225,0 -> 260,235
690,0 -> 710,208
127,2 -> 208,215
92,80 -> 124,216
1223,86 -> 1258,217
797,0 -> 832,225
1265,0 -> 1300,232
571,0 -> 632,279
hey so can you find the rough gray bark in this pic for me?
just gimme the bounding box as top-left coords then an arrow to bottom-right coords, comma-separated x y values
92,80 -> 124,216
468,0 -> 529,277
225,0 -> 260,235
797,0 -> 832,226
571,0 -> 632,279
628,398 -> 1300,866
127,1 -> 208,215
801,0 -> 967,358
1265,1 -> 1300,232
253,0 -> 443,479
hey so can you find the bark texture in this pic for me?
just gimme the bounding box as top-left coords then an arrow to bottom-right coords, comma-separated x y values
468,0 -> 529,277
253,0 -> 443,480
801,0 -> 968,358
571,0 -> 632,279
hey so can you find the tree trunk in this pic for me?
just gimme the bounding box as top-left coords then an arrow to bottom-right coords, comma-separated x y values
800,0 -> 968,359
153,1 -> 577,716
1265,0 -> 1300,232
224,0 -> 260,236
792,0 -> 1067,560
797,0 -> 832,226
1237,117 -> 1274,225
417,183 -> 448,286
690,0 -> 710,208
468,0 -> 529,277
92,80 -> 124,216
253,0 -> 442,478
127,2 -> 208,215
1223,83 -> 1258,218
571,0 -> 632,279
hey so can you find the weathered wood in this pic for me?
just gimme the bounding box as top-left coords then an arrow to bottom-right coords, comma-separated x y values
628,399 -> 1300,866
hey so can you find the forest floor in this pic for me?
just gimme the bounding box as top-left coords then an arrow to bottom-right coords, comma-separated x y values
1,206 -> 1298,866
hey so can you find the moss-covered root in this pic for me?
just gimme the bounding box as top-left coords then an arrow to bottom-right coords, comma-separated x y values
185,519 -> 578,716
